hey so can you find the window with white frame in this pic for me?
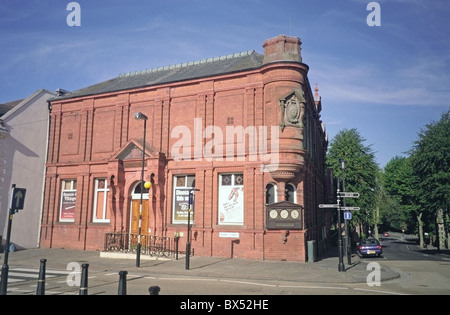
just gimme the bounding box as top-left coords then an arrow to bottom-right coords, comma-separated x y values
286,183 -> 297,203
59,179 -> 77,222
218,173 -> 244,225
93,178 -> 110,223
172,175 -> 196,224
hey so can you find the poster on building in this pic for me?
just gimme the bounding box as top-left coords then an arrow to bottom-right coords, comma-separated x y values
219,186 -> 244,225
173,188 -> 194,223
60,191 -> 76,221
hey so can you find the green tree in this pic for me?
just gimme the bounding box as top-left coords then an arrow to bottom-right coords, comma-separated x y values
326,128 -> 378,236
383,156 -> 422,240
410,110 -> 450,246
373,169 -> 402,238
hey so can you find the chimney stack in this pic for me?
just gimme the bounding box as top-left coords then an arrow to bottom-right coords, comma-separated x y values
263,35 -> 302,64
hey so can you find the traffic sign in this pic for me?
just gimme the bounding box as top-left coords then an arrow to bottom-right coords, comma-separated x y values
11,187 -> 26,210
318,204 -> 339,208
338,192 -> 360,198
340,206 -> 360,211
344,211 -> 352,220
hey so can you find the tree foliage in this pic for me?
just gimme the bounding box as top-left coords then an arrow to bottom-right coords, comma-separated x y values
382,110 -> 450,247
410,110 -> 450,216
383,156 -> 420,233
325,128 -> 378,231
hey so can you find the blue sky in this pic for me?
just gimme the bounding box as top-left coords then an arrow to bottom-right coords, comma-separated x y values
1,0 -> 449,167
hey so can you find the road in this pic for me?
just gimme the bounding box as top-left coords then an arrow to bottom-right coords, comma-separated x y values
363,233 -> 450,295
3,233 -> 449,296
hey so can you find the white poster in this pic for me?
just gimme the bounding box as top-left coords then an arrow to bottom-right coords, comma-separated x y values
218,186 -> 244,225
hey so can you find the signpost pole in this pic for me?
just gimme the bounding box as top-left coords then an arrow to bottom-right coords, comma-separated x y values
1,185 -> 21,295
340,159 -> 352,265
0,207 -> 14,295
337,179 -> 345,272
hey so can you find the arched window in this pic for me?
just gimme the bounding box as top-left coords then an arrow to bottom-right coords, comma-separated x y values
266,183 -> 277,204
286,183 -> 297,203
131,181 -> 149,200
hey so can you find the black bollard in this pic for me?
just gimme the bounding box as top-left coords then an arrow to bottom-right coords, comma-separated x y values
79,263 -> 89,295
36,259 -> 47,295
118,270 -> 127,295
149,285 -> 160,295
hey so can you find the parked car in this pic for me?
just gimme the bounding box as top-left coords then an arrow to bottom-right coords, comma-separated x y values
358,238 -> 383,258
383,232 -> 390,237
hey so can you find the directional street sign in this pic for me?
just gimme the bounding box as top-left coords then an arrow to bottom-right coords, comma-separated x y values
338,192 -> 360,198
318,204 -> 339,208
11,187 -> 26,210
340,206 -> 360,211
344,211 -> 352,220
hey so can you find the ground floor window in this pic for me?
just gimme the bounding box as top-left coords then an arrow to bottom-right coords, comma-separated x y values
60,179 -> 77,222
172,175 -> 195,224
218,173 -> 244,225
93,178 -> 110,223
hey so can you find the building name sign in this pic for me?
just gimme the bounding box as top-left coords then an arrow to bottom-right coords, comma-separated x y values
219,232 -> 240,238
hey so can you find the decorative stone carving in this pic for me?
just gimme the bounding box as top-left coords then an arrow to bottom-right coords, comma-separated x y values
279,89 -> 306,131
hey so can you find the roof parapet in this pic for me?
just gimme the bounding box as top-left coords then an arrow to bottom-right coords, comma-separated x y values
119,50 -> 256,78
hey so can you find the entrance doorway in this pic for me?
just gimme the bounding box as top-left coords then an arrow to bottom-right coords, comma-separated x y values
129,181 -> 150,248
130,199 -> 149,236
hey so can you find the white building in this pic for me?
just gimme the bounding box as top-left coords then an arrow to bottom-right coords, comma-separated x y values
0,89 -> 56,249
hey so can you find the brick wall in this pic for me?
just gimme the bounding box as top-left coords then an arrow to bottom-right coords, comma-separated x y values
41,35 -> 328,262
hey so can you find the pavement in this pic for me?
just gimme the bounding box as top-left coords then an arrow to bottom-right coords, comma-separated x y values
1,242 -> 401,287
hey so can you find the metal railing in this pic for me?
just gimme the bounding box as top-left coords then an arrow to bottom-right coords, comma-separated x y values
104,232 -> 182,258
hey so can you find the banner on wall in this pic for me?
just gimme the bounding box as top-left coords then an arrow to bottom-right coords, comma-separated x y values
61,191 -> 76,220
173,188 -> 194,223
219,186 -> 244,225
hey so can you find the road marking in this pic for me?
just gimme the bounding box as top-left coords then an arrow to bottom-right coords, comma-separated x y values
279,284 -> 348,290
11,268 -> 69,275
353,287 -> 409,295
220,279 -> 276,287
159,277 -> 216,282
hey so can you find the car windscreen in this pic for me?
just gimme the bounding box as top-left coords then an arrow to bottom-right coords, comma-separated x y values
361,239 -> 379,245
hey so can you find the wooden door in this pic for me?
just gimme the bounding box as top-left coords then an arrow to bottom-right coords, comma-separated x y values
130,200 -> 149,247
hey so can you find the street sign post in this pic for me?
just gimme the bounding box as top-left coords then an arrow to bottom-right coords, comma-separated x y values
1,185 -> 26,295
340,206 -> 360,211
344,211 -> 352,220
318,204 -> 339,208
338,192 -> 360,198
11,187 -> 26,210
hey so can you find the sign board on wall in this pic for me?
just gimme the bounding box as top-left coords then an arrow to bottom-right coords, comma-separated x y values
173,189 -> 194,223
219,232 -> 240,238
60,191 -> 76,220
266,201 -> 303,230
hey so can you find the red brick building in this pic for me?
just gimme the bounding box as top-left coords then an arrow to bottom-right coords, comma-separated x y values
41,35 -> 331,261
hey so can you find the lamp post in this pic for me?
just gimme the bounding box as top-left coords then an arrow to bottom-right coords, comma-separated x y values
134,112 -> 148,268
340,158 -> 351,265
185,188 -> 199,270
185,190 -> 194,270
